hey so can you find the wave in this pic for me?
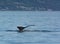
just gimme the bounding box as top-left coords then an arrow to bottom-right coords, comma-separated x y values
0,30 -> 60,33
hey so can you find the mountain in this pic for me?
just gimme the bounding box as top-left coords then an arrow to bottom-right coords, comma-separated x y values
0,0 -> 60,11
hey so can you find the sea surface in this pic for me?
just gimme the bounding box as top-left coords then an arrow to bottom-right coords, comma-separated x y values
0,11 -> 60,44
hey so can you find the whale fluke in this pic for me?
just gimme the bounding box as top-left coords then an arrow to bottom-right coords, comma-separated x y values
17,25 -> 35,32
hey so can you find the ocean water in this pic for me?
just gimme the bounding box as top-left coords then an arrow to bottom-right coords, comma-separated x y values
0,11 -> 60,44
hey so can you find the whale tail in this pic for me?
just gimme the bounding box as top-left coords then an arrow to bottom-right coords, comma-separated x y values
17,25 -> 35,32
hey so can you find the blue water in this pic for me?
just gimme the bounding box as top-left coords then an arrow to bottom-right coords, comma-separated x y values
0,11 -> 60,44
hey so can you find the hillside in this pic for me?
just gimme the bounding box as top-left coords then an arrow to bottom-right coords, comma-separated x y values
0,0 -> 60,11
